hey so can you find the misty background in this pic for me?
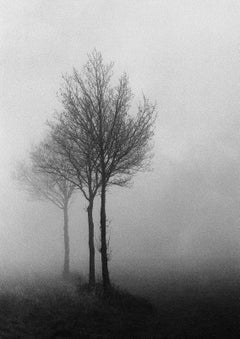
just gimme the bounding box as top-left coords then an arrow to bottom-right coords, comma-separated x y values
1,0 -> 240,296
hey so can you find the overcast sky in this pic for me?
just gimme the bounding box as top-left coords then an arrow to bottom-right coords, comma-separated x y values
1,0 -> 240,286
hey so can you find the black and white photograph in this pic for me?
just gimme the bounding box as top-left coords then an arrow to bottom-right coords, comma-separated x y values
1,1 -> 240,338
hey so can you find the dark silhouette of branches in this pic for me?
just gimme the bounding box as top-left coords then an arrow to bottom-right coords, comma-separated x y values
55,50 -> 156,293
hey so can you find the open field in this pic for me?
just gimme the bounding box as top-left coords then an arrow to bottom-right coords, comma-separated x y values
0,272 -> 240,338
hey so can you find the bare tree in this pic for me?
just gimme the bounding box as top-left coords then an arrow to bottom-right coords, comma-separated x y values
31,133 -> 99,287
56,50 -> 156,292
14,160 -> 75,278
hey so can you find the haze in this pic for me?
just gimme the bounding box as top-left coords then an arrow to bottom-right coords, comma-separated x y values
1,0 -> 240,298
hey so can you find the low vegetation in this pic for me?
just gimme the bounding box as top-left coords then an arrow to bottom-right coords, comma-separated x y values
0,275 -> 156,338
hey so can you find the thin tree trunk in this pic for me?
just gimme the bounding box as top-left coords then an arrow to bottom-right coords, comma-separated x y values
87,200 -> 95,286
63,202 -> 70,278
100,179 -> 111,292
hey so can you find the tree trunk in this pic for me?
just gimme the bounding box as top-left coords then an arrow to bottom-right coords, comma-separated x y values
100,179 -> 111,292
63,202 -> 70,278
87,200 -> 95,286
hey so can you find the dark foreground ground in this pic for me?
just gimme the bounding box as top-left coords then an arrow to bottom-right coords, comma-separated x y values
151,282 -> 240,338
0,274 -> 240,338
0,275 -> 156,338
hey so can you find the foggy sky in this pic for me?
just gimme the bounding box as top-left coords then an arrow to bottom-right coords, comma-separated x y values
1,0 -> 240,284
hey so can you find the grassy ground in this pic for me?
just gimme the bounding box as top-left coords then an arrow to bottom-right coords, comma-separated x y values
0,275 -> 157,338
147,276 -> 240,339
0,274 -> 240,338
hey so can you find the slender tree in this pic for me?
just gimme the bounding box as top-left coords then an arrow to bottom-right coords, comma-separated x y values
56,50 -> 156,292
31,133 -> 99,286
14,160 -> 75,278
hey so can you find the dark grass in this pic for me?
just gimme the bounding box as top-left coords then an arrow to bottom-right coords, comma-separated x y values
0,275 -> 156,338
147,274 -> 240,339
0,273 -> 240,338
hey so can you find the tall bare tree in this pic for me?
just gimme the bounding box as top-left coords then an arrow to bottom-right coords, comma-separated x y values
14,160 -> 75,278
56,50 -> 156,292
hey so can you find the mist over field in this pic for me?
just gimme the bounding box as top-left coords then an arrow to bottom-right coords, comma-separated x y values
1,0 -> 240,286
1,1 -> 240,337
